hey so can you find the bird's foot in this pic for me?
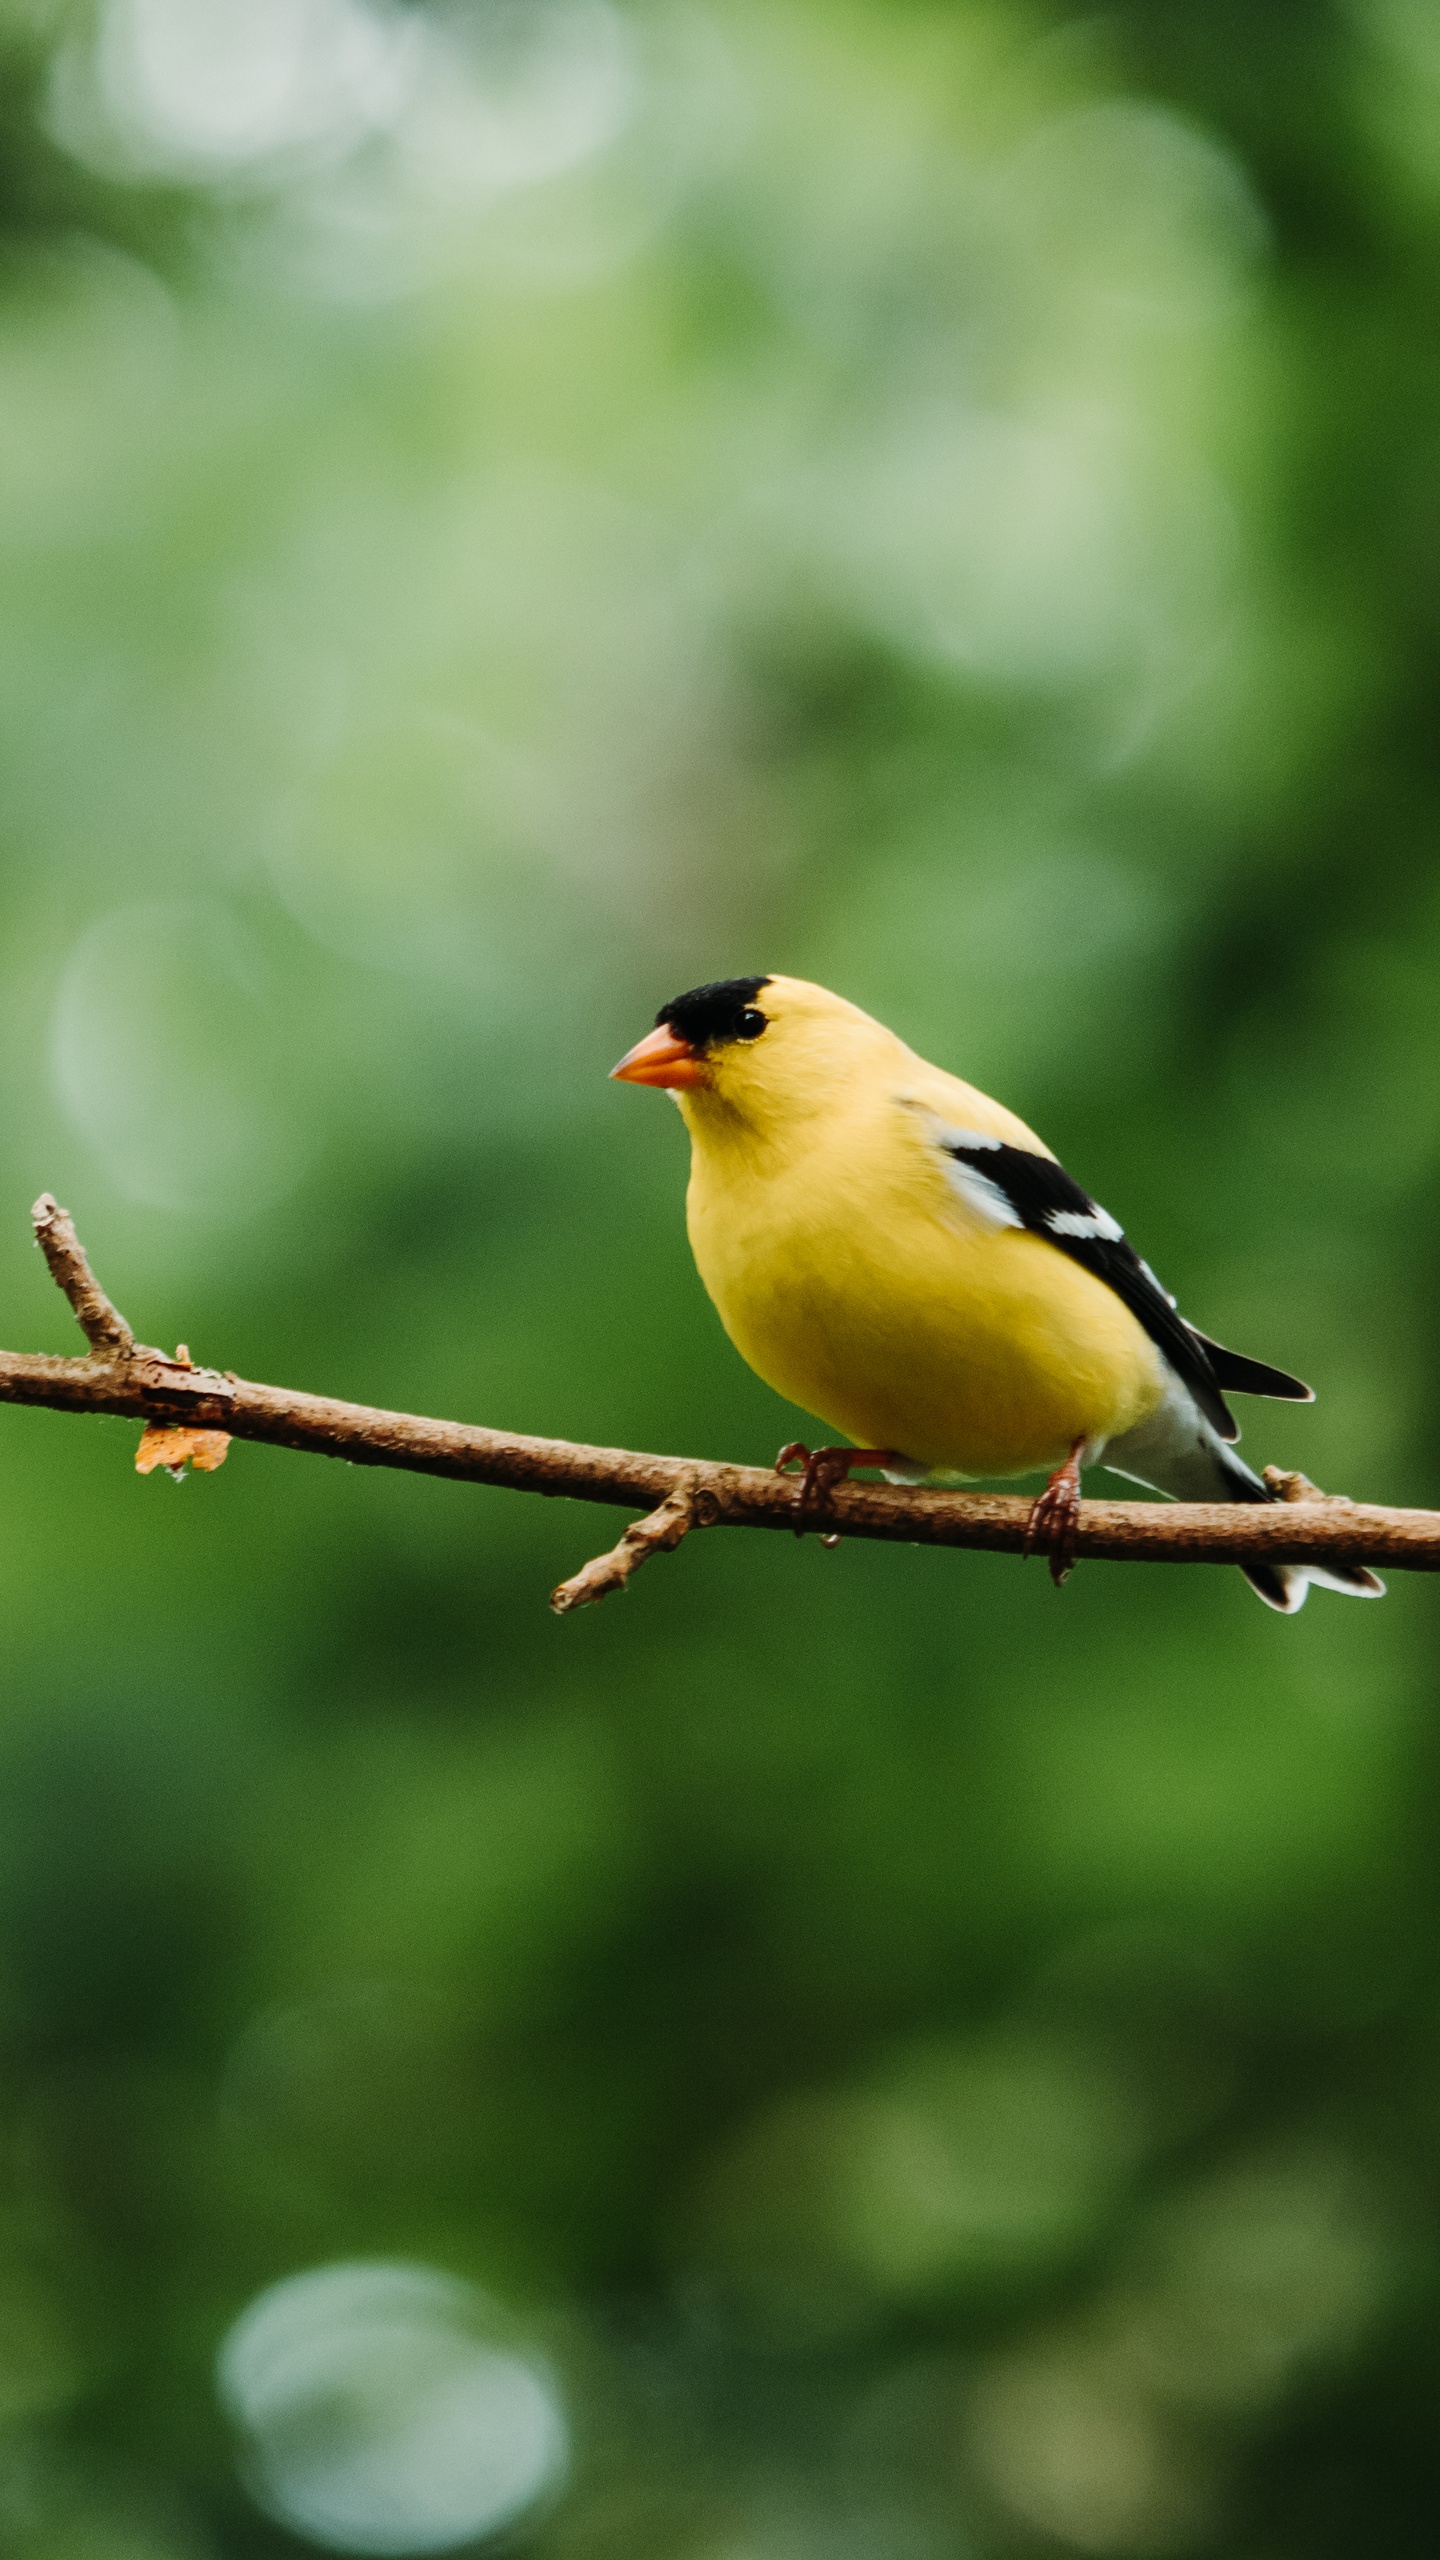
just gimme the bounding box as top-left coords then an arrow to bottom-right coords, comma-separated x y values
775,1443 -> 902,1544
1023,1440 -> 1086,1587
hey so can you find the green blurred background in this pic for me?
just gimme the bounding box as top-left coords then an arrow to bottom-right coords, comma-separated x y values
0,1 -> 1435,2553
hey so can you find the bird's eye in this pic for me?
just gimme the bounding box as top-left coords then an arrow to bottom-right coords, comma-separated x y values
736,1008 -> 767,1040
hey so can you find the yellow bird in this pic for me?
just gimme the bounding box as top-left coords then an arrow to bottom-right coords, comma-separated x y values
611,973 -> 1382,1612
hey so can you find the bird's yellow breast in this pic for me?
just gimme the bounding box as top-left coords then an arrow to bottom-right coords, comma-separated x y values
681,1081 -> 1166,1479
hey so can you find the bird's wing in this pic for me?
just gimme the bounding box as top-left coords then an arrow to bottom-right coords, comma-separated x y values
936,1129 -> 1311,1444
1182,1330 -> 1314,1403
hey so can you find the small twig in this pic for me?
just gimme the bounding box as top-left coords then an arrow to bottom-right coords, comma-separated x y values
1263,1465 -> 1349,1505
32,1194 -> 134,1355
550,1483 -> 700,1614
0,1195 -> 1434,1607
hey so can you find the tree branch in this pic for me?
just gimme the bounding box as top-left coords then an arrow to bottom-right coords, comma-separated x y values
3,1197 -> 1436,1611
32,1193 -> 134,1354
550,1483 -> 700,1614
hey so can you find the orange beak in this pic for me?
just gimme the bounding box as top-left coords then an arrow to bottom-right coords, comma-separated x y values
610,1025 -> 708,1090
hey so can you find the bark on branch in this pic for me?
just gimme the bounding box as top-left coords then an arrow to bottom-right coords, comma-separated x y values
4,1196 -> 1436,1612
32,1193 -> 135,1354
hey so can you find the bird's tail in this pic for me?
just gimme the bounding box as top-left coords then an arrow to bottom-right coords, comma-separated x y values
1239,1551 -> 1385,1612
1102,1400 -> 1384,1613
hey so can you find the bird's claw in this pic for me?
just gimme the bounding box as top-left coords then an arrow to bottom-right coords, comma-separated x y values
776,1441 -> 849,1538
1023,1446 -> 1085,1587
775,1442 -> 900,1543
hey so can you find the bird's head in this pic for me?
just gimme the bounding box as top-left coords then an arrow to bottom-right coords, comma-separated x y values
611,974 -> 902,1137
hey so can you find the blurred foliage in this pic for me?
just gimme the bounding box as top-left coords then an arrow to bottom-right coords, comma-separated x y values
0,0 -> 1433,2555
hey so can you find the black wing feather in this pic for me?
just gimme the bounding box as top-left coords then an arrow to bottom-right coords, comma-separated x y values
940,1136 -> 1287,1444
1185,1331 -> 1313,1404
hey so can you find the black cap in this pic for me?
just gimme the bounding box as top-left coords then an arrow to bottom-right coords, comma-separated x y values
656,978 -> 772,1049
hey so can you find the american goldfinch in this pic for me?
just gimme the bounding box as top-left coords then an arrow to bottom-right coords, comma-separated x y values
611,973 -> 1382,1612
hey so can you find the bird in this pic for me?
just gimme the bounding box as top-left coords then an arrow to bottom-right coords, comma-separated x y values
610,973 -> 1382,1612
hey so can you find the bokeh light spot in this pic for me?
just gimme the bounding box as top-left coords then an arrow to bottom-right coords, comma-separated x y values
964,2338 -> 1222,2556
681,2030 -> 1144,2344
217,2261 -> 569,2554
50,0 -> 414,183
50,900 -> 311,1217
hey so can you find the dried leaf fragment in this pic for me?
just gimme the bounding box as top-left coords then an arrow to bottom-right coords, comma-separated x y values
135,1425 -> 232,1482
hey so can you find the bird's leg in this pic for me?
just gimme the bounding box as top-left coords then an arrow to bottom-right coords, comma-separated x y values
775,1443 -> 903,1544
1023,1439 -> 1087,1587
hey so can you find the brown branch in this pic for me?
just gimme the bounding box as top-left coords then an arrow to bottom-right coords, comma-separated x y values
32,1193 -> 134,1354
4,1196 -> 1438,1611
550,1483 -> 699,1614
